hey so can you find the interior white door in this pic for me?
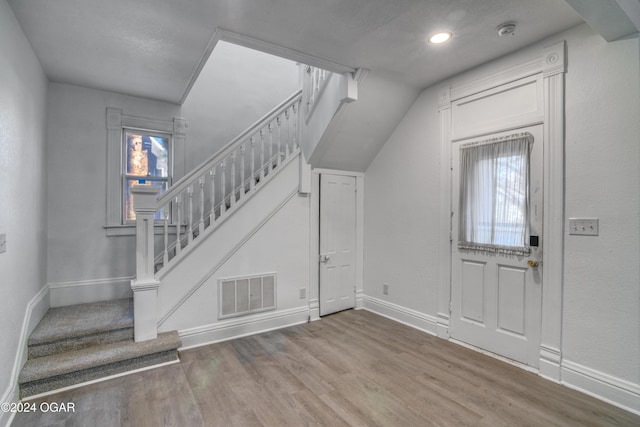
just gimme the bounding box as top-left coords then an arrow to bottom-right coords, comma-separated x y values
319,174 -> 356,316
450,125 -> 543,367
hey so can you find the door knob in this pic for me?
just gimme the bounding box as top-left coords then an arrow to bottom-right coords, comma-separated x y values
527,260 -> 539,268
320,255 -> 330,263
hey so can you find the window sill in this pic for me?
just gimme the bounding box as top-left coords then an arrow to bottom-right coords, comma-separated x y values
104,224 -> 185,237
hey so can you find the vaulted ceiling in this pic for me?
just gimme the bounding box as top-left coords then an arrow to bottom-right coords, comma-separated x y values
8,0 -> 638,171
9,0 -> 586,103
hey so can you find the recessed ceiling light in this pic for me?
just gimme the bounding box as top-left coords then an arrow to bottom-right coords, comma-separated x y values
428,32 -> 452,44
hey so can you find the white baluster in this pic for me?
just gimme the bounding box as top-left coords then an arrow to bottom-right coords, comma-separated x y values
276,118 -> 282,167
285,110 -> 290,157
176,195 -> 182,255
260,129 -> 265,181
230,151 -> 236,208
198,177 -> 205,235
163,206 -> 169,267
268,123 -> 274,174
292,103 -> 298,150
240,144 -> 246,197
220,160 -> 226,215
187,186 -> 194,244
250,137 -> 256,191
209,167 -> 216,224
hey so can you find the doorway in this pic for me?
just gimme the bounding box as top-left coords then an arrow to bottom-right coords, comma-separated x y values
449,125 -> 543,367
318,173 -> 357,316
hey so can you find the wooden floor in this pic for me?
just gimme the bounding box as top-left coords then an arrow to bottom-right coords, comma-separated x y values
12,310 -> 640,426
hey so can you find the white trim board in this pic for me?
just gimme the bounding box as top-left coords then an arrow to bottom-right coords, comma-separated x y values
561,360 -> 640,416
0,285 -> 49,427
48,276 -> 133,307
438,40 -> 566,382
179,306 -> 309,349
362,295 -> 438,336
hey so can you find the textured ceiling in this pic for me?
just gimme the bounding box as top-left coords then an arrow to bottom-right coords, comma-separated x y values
8,0 -> 584,104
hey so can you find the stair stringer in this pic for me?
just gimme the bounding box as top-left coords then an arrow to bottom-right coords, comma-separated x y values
156,152 -> 310,337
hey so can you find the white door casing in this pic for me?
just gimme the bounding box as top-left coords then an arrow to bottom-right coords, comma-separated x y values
450,125 -> 543,367
439,41 -> 565,377
319,174 -> 356,316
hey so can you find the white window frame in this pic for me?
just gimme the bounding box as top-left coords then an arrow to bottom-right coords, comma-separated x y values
105,108 -> 186,236
121,127 -> 173,224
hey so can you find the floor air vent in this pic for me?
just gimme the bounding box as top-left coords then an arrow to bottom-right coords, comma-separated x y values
219,273 -> 276,319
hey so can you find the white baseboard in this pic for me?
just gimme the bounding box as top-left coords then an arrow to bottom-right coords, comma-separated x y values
308,299 -> 320,321
355,289 -> 364,309
539,344 -> 561,382
362,295 -> 438,336
1,285 -> 49,427
48,276 -> 133,307
561,359 -> 640,415
436,312 -> 450,339
177,306 -> 310,350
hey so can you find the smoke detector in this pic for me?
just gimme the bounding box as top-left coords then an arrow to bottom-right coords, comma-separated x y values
497,23 -> 516,37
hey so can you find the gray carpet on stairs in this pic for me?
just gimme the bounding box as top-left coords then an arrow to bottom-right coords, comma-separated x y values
20,299 -> 182,398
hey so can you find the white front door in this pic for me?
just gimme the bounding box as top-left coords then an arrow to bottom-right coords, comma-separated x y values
319,174 -> 356,316
450,125 -> 543,367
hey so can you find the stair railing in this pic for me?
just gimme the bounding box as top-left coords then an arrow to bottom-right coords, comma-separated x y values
134,89 -> 301,275
130,91 -> 301,341
305,66 -> 332,121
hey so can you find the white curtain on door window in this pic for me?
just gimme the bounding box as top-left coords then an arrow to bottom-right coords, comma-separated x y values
458,133 -> 532,255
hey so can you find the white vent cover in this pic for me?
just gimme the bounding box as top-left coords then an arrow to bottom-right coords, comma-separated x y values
219,273 -> 276,319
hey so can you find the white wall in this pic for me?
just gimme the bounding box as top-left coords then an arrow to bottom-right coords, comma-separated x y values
562,25 -> 640,384
364,23 -> 640,410
181,41 -> 299,172
0,0 -> 49,417
363,84 -> 441,313
46,83 -> 181,294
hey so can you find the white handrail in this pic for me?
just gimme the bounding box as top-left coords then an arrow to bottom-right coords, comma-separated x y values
135,91 -> 302,277
158,90 -> 301,205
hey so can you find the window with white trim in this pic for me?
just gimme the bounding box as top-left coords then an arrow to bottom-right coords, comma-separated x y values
105,108 -> 185,234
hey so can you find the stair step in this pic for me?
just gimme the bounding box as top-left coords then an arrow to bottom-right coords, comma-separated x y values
28,299 -> 134,358
19,331 -> 181,398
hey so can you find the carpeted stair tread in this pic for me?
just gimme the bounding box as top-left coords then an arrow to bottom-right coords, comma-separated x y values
19,331 -> 181,384
29,299 -> 133,345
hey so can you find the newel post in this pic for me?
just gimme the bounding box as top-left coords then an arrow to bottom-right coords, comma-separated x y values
131,184 -> 160,342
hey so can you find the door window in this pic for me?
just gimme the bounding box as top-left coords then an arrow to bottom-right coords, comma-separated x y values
458,133 -> 532,255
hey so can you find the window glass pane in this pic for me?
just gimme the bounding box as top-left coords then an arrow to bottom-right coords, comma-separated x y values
124,179 -> 168,222
459,134 -> 531,254
125,131 -> 169,177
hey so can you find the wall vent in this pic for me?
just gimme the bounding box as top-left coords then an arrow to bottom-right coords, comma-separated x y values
219,273 -> 277,319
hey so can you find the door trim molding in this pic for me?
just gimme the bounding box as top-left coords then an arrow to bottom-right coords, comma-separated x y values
310,169 -> 364,318
438,41 -> 566,379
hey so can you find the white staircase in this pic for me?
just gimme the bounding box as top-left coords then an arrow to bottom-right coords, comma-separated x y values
129,65 -> 360,343
130,90 -> 303,341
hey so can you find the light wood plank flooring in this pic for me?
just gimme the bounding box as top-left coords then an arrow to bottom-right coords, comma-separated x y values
12,310 -> 640,426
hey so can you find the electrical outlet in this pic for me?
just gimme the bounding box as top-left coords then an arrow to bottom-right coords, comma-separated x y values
299,288 -> 307,299
0,233 -> 6,254
383,283 -> 389,295
569,218 -> 599,236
